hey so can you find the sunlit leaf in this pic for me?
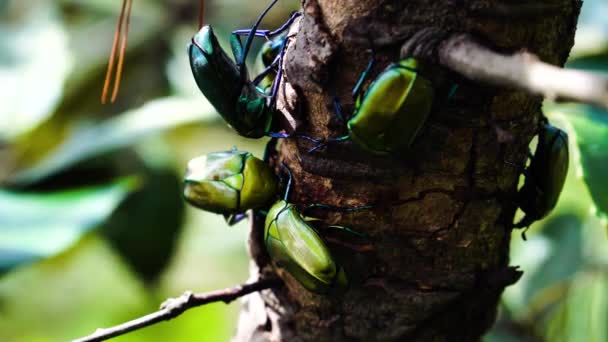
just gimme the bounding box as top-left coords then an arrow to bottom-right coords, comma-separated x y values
6,97 -> 214,186
0,1 -> 72,140
0,177 -> 139,274
547,104 -> 608,222
544,272 -> 608,342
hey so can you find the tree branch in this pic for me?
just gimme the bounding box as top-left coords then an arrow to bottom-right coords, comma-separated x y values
72,279 -> 281,342
438,33 -> 608,109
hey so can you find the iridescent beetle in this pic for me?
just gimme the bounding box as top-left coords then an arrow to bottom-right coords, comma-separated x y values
264,164 -> 369,293
183,150 -> 278,224
188,0 -> 300,138
515,122 -> 569,236
256,35 -> 288,91
323,57 -> 435,155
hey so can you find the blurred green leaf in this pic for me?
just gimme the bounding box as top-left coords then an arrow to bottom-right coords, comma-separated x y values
544,272 -> 608,342
0,177 -> 139,274
6,97 -> 214,186
103,159 -> 185,283
524,215 -> 584,304
0,236 -> 151,342
571,0 -> 608,57
566,52 -> 608,73
0,1 -> 72,140
547,104 -> 608,221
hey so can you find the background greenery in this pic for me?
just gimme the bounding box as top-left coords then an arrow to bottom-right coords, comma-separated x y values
0,1 -> 606,341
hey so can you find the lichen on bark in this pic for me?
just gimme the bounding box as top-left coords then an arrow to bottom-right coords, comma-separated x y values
234,1 -> 582,341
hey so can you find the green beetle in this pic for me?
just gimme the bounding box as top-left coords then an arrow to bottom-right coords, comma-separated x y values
515,122 -> 569,232
188,1 -> 299,138
263,164 -> 370,293
256,35 -> 287,91
323,57 -> 434,155
348,58 -> 435,154
183,150 -> 278,223
265,200 -> 349,293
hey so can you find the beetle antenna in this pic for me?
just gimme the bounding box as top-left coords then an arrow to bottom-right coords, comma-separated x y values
198,0 -> 205,29
239,0 -> 278,76
280,162 -> 293,202
101,0 -> 132,104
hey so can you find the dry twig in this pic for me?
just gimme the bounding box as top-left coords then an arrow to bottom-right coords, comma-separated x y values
72,279 -> 281,342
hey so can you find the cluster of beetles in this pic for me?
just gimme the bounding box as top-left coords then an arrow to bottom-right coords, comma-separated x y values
182,0 -> 570,293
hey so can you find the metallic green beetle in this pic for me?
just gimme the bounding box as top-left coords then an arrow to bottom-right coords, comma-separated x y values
263,164 -> 369,294
183,150 -> 278,222
324,58 -> 435,155
515,122 -> 569,231
349,58 -> 435,154
188,1 -> 298,138
256,35 -> 287,91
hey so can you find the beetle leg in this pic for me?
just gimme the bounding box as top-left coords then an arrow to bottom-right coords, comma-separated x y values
446,84 -> 459,99
252,56 -> 281,86
238,0 -> 279,73
325,225 -> 369,239
267,132 -> 340,154
225,212 -> 248,226
233,11 -> 301,39
306,135 -> 350,154
513,211 -> 538,240
280,162 -> 294,202
266,132 -> 350,155
332,97 -> 348,123
352,55 -> 376,100
267,37 -> 289,108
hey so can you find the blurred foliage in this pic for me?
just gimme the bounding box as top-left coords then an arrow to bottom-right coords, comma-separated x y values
486,1 -> 608,340
0,0 -> 607,341
0,177 -> 138,275
0,0 -> 290,340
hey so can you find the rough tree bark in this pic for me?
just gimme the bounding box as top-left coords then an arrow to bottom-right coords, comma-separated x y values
235,1 -> 581,341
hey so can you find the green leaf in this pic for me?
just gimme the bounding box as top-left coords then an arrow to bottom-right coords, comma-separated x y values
544,272 -> 608,342
0,177 -> 139,274
570,0 -> 608,57
547,104 -> 608,221
0,1 -> 71,140
102,164 -> 185,283
566,52 -> 608,73
6,97 -> 214,186
524,215 -> 584,304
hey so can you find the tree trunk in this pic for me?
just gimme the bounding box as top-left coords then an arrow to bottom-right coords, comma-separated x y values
235,0 -> 581,340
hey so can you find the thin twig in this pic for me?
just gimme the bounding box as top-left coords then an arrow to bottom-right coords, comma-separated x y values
72,278 -> 281,342
438,33 -> 608,109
